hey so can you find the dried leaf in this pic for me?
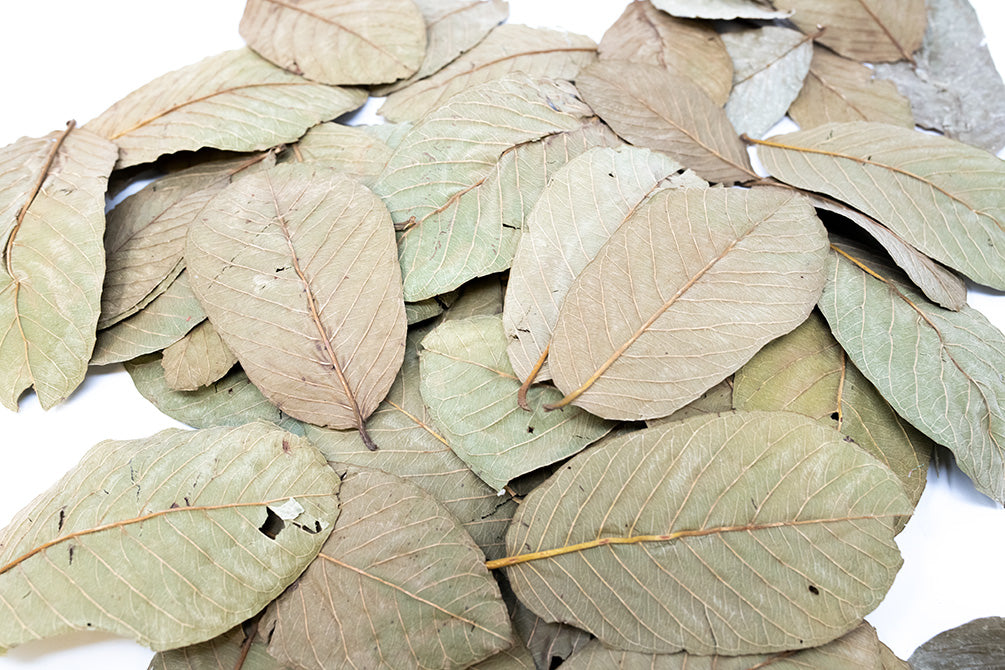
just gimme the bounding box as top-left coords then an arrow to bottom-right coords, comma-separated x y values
819,240 -> 1005,504
751,122 -> 1005,290
874,0 -> 1005,153
240,0 -> 426,85
771,0 -> 925,63
161,320 -> 238,391
470,641 -> 536,670
262,464 -> 512,669
789,45 -> 914,129
186,162 -> 406,446
577,60 -> 756,184
148,625 -> 286,670
86,48 -> 366,168
722,25 -> 813,138
498,412 -> 910,654
0,124 -> 118,410
648,377 -> 734,426
909,617 -> 1005,670
0,423 -> 339,651
419,315 -> 612,491
546,187 -> 828,421
598,1 -> 732,105
440,274 -> 505,322
649,0 -> 790,20
379,24 -> 596,122
500,576 -> 592,670
287,122 -> 393,187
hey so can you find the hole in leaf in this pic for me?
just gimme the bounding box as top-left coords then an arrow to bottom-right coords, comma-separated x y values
829,412 -> 839,421
808,585 -> 820,595
258,507 -> 285,540
527,426 -> 535,434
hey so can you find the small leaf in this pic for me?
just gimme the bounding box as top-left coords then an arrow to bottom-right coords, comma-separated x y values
909,617 -> 1005,670
288,122 -> 394,187
186,162 -> 406,446
546,187 -> 828,421
576,60 -> 756,184
239,0 -> 426,85
161,320 -> 238,391
751,122 -> 1005,290
419,315 -> 612,491
262,464 -> 512,670
0,123 -> 118,410
649,0 -> 790,20
379,24 -> 596,123
497,411 -> 910,655
0,423 -> 340,652
85,48 -> 366,168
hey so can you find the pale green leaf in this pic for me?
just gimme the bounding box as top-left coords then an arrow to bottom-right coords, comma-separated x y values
148,625 -> 288,670
470,641 -> 536,670
0,423 -> 340,652
287,122 -> 393,187
440,274 -> 505,322
500,411 -> 910,654
161,320 -> 238,391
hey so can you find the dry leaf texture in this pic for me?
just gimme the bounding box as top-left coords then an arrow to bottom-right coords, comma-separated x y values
161,320 -> 238,392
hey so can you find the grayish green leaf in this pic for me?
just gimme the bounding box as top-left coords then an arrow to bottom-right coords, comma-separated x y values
440,274 -> 505,322
647,377 -> 734,427
148,625 -> 288,670
909,617 -> 1005,670
470,641 -> 536,670
0,124 -> 118,410
287,123 -> 394,187
0,423 -> 339,652
649,0 -> 789,20
85,49 -> 366,168
501,577 -> 592,670
161,320 -> 238,391
262,464 -> 512,670
502,411 -> 910,654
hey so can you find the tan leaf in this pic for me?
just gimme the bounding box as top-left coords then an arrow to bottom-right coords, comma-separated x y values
161,320 -> 238,392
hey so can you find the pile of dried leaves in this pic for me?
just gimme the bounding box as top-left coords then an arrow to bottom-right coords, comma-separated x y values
1,0 -> 1004,667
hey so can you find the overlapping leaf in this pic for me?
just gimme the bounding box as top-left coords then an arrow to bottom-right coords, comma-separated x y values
752,122 -> 1005,290
649,0 -> 789,20
148,625 -> 286,670
0,423 -> 339,651
499,411 -> 910,654
577,60 -> 755,184
288,122 -> 394,187
262,464 -> 512,670
161,320 -> 238,391
379,24 -> 596,122
186,162 -> 406,445
419,315 -> 612,491
819,240 -> 1005,504
909,617 -> 1005,670
0,124 -> 118,410
240,0 -> 426,85
85,48 -> 366,168
546,187 -> 828,421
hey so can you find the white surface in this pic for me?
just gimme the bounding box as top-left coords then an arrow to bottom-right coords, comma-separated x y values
0,1 -> 1003,667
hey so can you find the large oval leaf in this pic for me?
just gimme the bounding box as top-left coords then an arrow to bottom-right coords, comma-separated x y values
497,411 -> 911,655
818,239 -> 1005,504
0,123 -> 118,410
547,186 -> 828,421
751,122 -> 1005,290
0,422 -> 340,652
85,48 -> 366,168
239,0 -> 427,85
262,464 -> 512,669
186,162 -> 406,447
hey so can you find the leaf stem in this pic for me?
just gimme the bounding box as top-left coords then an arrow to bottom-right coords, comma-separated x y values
516,344 -> 548,411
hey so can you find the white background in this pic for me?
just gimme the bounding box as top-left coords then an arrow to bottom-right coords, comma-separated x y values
0,1 -> 1002,667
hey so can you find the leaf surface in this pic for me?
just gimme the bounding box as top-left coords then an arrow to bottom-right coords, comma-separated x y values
186,162 -> 406,445
148,625 -> 286,670
379,24 -> 596,122
577,60 -> 755,184
598,1 -> 732,105
819,240 -> 1005,504
262,464 -> 512,669
419,315 -> 612,491
752,122 -> 1005,290
0,423 -> 339,651
162,320 -> 238,391
547,187 -> 828,421
649,0 -> 789,20
909,617 -> 1005,670
498,411 -> 910,654
85,49 -> 366,168
0,124 -> 118,410
239,0 -> 426,85
288,122 -> 394,187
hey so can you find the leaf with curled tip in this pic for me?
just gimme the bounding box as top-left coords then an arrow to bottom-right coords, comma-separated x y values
261,464 -> 512,670
497,411 -> 910,655
85,48 -> 366,168
0,123 -> 118,410
0,423 -> 340,652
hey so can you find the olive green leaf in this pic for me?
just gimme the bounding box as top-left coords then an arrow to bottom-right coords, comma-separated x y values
497,411 -> 910,655
789,45 -> 914,129
161,320 -> 238,392
148,625 -> 287,670
0,123 -> 118,410
239,0 -> 426,85
287,122 -> 394,187
819,240 -> 1005,504
379,24 -> 596,123
576,60 -> 756,184
85,48 -> 366,168
751,122 -> 1005,290
771,0 -> 925,63
649,0 -> 789,20
0,423 -> 340,652
186,162 -> 406,447
419,315 -> 611,491
262,464 -> 512,670
546,187 -> 827,421
598,1 -> 732,105
909,617 -> 1005,670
